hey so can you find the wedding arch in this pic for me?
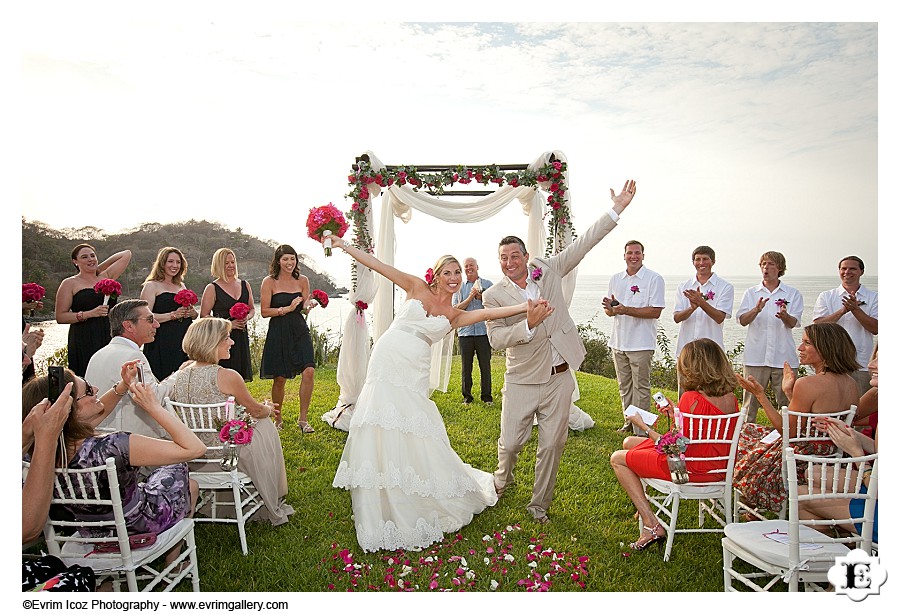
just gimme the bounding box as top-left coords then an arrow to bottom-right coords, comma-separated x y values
321,150 -> 594,432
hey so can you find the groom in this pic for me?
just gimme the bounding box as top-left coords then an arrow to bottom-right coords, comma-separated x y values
482,179 -> 637,524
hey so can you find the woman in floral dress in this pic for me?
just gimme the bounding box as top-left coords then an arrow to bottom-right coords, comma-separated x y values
733,322 -> 860,514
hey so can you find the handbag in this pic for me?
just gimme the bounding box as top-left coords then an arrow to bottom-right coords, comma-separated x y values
87,532 -> 157,556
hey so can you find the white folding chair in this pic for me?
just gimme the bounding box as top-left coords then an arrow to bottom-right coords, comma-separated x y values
640,407 -> 746,562
41,458 -> 200,592
166,397 -> 263,556
723,448 -> 877,592
735,405 -> 857,522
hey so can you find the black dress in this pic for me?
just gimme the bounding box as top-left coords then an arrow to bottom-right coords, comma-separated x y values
143,292 -> 191,381
259,292 -> 315,379
211,280 -> 253,381
67,287 -> 115,377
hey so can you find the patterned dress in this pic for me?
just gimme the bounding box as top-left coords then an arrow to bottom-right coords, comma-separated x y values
732,422 -> 835,513
59,432 -> 191,536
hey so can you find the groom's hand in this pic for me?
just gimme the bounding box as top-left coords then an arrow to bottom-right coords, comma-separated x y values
526,298 -> 553,329
610,179 -> 637,215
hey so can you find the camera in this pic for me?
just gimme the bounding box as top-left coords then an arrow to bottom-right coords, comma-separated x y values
48,365 -> 64,403
652,391 -> 669,407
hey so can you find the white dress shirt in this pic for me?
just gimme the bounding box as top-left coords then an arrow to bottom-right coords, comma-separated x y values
674,273 -> 735,355
736,282 -> 804,368
813,284 -> 878,370
607,266 -> 666,352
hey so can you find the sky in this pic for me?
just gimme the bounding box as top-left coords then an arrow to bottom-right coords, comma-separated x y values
16,4 -> 884,288
8,1 -> 896,605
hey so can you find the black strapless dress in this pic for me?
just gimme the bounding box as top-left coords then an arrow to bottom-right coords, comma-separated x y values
211,280 -> 253,381
259,292 -> 315,379
67,287 -> 115,377
143,292 -> 192,380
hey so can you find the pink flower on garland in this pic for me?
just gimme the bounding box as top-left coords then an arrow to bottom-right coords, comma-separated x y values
229,302 -> 250,321
531,267 -> 543,282
312,289 -> 330,308
424,268 -> 435,285
630,285 -> 640,295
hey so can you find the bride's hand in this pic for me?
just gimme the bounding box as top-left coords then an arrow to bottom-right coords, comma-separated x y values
327,234 -> 347,251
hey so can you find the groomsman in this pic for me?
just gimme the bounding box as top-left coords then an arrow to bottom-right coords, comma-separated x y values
672,245 -> 734,397
813,256 -> 878,395
736,251 -> 803,423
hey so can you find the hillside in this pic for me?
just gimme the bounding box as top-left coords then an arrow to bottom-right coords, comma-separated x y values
22,218 -> 346,316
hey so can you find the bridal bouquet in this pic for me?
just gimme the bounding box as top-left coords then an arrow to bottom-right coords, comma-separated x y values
173,289 -> 198,319
307,203 -> 349,256
229,302 -> 251,321
93,279 -> 122,306
311,289 -> 329,308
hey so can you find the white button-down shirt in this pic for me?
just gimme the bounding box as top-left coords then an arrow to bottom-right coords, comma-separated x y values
608,266 -> 666,352
736,282 -> 804,368
813,284 -> 878,370
674,273 -> 735,355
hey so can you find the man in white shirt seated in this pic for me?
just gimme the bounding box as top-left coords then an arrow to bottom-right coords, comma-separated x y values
86,298 -> 170,439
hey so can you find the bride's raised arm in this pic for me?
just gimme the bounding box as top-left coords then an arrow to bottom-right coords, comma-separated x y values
453,299 -> 552,329
327,234 -> 422,295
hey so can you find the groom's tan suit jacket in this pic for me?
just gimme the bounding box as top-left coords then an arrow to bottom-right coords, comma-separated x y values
483,212 -> 619,371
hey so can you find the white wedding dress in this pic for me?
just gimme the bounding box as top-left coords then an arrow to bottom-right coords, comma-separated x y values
333,299 -> 498,552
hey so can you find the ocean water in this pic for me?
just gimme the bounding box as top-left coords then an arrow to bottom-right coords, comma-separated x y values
29,274 -> 877,365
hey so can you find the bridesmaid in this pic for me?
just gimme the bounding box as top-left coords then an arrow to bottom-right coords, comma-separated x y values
55,243 -> 132,376
141,247 -> 197,380
199,248 -> 255,382
259,245 -> 319,432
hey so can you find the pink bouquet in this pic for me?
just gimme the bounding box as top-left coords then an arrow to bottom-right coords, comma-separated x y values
174,288 -> 198,308
229,302 -> 251,321
218,419 -> 253,445
306,203 -> 349,256
655,429 -> 689,457
311,289 -> 329,308
93,278 -> 122,306
22,282 -> 46,303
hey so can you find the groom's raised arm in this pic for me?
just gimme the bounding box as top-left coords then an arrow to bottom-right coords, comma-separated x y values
549,179 -> 636,277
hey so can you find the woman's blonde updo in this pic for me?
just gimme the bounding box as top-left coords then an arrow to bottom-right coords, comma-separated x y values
428,255 -> 460,287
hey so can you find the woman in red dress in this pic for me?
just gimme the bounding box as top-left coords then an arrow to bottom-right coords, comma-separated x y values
610,338 -> 740,552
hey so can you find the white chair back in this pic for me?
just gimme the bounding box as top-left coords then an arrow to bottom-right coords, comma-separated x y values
42,457 -> 200,591
680,407 -> 747,483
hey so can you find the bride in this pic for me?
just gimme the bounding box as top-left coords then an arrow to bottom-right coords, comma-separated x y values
325,234 -> 551,552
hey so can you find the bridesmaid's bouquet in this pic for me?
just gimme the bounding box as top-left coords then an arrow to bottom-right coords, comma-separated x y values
174,289 -> 198,320
306,203 -> 349,256
311,289 -> 329,308
229,302 -> 251,321
23,283 -> 45,316
93,279 -> 122,306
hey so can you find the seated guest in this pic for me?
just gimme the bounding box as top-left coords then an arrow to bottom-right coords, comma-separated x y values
799,346 -> 877,542
733,322 -> 860,514
22,368 -> 205,568
610,338 -> 740,552
87,299 -> 168,439
162,317 -> 294,526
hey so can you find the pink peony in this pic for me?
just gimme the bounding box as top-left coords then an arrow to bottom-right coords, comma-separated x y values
229,302 -> 251,320
312,289 -> 329,308
174,288 -> 198,307
22,282 -> 46,302
93,278 -> 122,296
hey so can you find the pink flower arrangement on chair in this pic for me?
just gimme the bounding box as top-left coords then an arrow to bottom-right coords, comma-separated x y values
219,419 -> 253,445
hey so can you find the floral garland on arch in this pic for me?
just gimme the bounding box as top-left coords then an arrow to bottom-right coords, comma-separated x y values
345,158 -> 573,289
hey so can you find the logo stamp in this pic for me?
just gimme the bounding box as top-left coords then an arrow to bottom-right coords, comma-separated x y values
827,549 -> 887,601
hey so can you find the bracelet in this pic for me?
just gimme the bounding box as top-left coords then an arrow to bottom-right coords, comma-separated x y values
112,381 -> 127,396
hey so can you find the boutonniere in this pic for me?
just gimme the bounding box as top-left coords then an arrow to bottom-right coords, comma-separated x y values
531,267 -> 543,282
630,285 -> 640,295
703,290 -> 715,301
774,298 -> 789,309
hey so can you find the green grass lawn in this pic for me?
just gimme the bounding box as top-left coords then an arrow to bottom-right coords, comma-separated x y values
191,356 -> 738,592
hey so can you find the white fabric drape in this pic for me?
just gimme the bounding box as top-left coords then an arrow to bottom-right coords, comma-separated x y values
323,150 -> 594,432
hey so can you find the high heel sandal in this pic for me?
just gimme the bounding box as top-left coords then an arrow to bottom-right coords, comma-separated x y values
297,420 -> 315,434
628,523 -> 665,551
